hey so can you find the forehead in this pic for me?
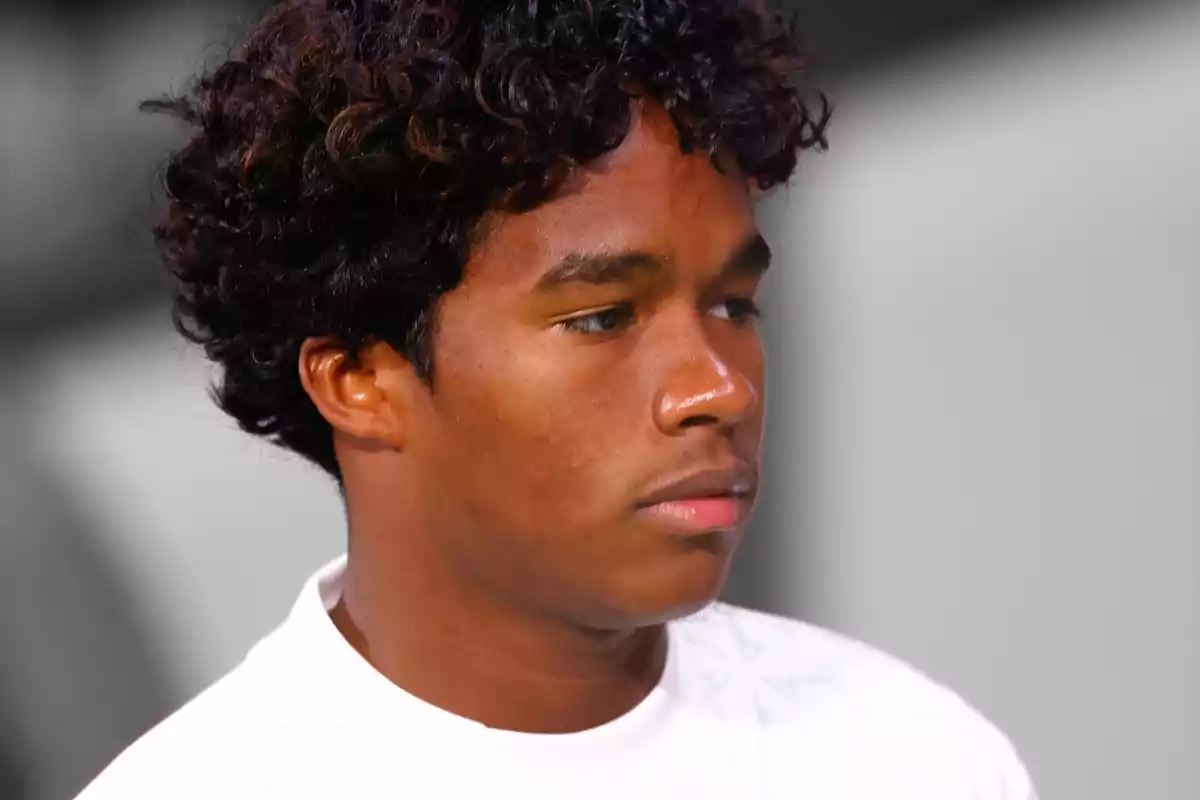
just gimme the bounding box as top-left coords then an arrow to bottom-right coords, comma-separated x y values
466,104 -> 756,288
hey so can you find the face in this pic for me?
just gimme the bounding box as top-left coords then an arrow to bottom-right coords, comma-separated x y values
403,104 -> 769,630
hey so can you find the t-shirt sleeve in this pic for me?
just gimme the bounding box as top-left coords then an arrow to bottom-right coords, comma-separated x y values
945,688 -> 1039,800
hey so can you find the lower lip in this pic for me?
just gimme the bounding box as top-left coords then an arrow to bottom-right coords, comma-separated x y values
638,496 -> 745,533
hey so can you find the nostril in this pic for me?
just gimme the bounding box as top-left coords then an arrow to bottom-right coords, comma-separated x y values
679,414 -> 720,429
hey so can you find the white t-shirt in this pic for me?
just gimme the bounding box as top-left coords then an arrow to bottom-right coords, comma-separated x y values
77,556 -> 1036,799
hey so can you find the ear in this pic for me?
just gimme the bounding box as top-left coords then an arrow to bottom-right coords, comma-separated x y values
298,338 -> 419,450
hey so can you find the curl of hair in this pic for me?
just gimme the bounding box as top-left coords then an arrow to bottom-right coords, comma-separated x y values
145,0 -> 830,480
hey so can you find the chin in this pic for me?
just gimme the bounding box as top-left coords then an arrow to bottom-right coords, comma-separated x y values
604,531 -> 739,627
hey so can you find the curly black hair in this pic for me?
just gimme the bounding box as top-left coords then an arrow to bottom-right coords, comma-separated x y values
145,0 -> 829,481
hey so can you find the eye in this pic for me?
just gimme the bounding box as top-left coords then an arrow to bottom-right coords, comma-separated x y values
711,297 -> 762,325
556,303 -> 636,335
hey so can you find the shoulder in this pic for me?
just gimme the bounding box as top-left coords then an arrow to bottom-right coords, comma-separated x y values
74,635 -> 318,800
673,601 -> 913,692
674,603 -> 1037,799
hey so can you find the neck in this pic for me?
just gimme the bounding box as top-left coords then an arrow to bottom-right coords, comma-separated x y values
330,518 -> 668,734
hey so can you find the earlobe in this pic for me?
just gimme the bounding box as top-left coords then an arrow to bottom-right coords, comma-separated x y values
298,338 -> 408,449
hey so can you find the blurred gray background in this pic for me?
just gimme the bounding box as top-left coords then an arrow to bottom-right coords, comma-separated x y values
1,1 -> 1196,798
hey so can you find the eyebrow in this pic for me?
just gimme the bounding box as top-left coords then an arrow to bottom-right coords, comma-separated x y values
533,232 -> 772,292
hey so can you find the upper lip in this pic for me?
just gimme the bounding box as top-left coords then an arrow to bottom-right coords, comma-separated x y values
635,466 -> 758,508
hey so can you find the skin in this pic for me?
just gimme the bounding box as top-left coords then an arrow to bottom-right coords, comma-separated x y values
299,101 -> 770,734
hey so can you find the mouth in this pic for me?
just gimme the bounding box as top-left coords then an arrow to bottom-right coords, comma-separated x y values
635,466 -> 757,535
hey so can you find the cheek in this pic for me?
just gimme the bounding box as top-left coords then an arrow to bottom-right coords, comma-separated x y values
431,332 -> 639,519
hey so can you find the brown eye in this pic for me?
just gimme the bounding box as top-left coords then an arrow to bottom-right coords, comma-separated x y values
711,297 -> 762,324
557,303 -> 636,335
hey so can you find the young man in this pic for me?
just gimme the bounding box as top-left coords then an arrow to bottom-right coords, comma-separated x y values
80,0 -> 1036,797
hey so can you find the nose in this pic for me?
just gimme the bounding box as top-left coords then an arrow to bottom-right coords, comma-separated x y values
653,342 -> 760,436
